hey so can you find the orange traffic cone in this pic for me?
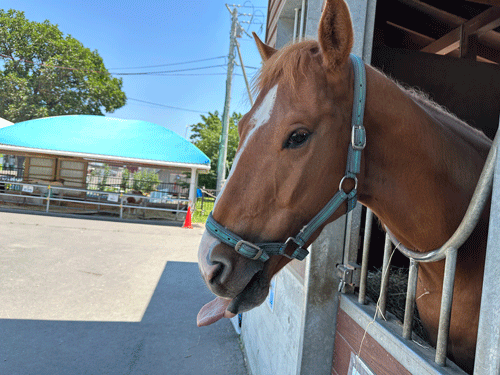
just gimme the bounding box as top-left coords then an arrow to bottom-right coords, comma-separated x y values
183,206 -> 193,229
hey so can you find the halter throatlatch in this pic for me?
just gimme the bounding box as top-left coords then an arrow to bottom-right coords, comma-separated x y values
206,54 -> 367,262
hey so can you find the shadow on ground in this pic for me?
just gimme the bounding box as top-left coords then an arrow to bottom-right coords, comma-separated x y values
0,262 -> 247,375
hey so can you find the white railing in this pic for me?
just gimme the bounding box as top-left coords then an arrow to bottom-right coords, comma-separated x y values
0,181 -> 188,220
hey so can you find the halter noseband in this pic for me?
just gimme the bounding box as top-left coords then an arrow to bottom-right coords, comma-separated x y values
206,54 -> 366,262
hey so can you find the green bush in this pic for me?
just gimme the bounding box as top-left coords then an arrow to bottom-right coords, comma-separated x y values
132,169 -> 159,193
120,168 -> 130,191
98,165 -> 110,191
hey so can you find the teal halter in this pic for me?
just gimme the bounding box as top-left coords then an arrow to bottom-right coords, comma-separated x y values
206,54 -> 366,262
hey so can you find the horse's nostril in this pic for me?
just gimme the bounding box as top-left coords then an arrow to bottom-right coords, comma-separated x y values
207,262 -> 224,285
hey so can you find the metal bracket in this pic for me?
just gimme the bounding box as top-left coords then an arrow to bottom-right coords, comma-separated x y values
336,262 -> 361,294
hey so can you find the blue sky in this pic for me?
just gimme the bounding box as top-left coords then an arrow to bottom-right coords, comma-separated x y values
2,0 -> 268,138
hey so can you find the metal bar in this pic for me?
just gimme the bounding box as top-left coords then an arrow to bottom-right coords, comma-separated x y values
403,258 -> 419,339
435,247 -> 458,366
120,194 -> 123,219
358,208 -> 373,304
299,0 -> 305,42
377,233 -> 392,319
474,119 -> 500,374
0,190 -> 188,213
293,8 -> 299,42
46,186 -> 51,213
362,0 -> 378,64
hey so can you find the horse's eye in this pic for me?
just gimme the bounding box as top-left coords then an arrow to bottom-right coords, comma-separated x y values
285,129 -> 311,149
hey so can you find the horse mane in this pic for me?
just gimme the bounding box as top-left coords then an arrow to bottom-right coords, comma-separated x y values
254,40 -> 321,96
254,39 -> 492,156
399,81 -> 492,156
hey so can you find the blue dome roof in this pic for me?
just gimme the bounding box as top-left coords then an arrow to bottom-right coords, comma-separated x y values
0,115 -> 210,167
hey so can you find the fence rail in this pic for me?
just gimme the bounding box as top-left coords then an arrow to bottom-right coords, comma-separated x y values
0,167 -> 189,199
0,181 -> 189,220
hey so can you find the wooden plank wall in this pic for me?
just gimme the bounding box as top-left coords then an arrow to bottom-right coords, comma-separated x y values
332,309 -> 411,375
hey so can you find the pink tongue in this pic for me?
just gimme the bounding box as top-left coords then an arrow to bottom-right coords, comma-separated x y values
197,297 -> 236,327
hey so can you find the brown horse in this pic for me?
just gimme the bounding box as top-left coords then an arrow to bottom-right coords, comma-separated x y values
197,0 -> 491,372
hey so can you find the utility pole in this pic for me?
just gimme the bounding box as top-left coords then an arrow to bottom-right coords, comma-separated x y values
216,5 -> 239,194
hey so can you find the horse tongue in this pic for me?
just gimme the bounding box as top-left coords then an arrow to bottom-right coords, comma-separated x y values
197,297 -> 236,327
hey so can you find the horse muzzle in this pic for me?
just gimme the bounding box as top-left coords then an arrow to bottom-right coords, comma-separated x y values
198,230 -> 265,299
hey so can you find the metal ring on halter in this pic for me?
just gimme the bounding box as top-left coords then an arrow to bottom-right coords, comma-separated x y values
339,176 -> 358,192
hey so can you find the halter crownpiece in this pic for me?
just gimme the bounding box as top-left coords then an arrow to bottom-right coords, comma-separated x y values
206,54 -> 367,262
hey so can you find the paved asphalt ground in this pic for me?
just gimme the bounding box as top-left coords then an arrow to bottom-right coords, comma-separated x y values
0,210 -> 248,375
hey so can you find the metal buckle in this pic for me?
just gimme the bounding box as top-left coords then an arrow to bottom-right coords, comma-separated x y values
235,240 -> 264,261
351,124 -> 366,151
283,237 -> 302,259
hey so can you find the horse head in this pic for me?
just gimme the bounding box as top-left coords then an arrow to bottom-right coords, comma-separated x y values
197,0 -> 361,326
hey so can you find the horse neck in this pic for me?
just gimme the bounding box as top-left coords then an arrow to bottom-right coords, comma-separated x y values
358,66 -> 489,252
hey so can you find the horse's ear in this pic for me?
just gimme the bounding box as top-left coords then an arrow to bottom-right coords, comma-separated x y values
253,32 -> 277,61
318,0 -> 354,72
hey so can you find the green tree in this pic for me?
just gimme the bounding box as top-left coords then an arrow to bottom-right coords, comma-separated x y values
190,111 -> 241,189
0,9 -> 126,122
132,169 -> 159,193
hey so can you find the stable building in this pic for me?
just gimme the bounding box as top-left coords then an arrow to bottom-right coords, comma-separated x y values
237,1 -> 500,375
0,115 -> 210,206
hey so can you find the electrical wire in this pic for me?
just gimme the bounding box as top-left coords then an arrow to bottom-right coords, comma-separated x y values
128,98 -> 207,114
108,56 -> 226,70
113,64 -> 227,76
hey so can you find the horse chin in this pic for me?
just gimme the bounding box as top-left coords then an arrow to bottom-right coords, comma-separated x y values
227,270 -> 270,314
197,268 -> 271,327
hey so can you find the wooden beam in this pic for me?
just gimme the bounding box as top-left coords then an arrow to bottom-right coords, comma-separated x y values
398,0 -> 464,26
421,28 -> 460,54
464,7 -> 500,37
398,0 -> 500,50
386,21 -> 435,46
466,0 -> 500,6
387,21 -> 499,64
421,7 -> 500,54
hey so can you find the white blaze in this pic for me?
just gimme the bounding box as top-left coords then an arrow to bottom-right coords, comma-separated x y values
214,85 -> 278,207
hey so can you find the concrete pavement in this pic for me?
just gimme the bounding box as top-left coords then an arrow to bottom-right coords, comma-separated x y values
0,211 -> 248,375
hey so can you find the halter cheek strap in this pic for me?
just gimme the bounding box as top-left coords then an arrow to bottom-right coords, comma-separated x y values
206,54 -> 366,263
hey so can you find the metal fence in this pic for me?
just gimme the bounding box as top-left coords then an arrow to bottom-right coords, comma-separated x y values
0,166 -> 189,200
345,129 -> 500,373
0,181 -> 189,220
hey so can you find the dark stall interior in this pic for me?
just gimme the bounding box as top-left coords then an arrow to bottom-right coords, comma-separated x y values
363,0 -> 500,269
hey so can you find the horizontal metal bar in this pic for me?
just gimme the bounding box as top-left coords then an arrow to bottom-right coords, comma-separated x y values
1,182 -> 188,201
0,192 -> 188,213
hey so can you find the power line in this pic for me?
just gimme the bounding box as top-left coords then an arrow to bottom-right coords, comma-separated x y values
108,56 -> 226,70
128,98 -> 207,114
113,64 -> 226,76
136,72 -> 246,76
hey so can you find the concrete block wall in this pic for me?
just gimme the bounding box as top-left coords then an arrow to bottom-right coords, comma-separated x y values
241,266 -> 306,375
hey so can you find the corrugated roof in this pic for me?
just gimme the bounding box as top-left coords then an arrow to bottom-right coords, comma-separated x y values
0,115 -> 210,168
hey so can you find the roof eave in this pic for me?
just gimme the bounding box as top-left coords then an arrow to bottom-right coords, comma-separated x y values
0,144 -> 211,171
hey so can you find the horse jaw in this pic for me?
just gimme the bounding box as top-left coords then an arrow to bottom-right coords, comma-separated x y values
197,231 -> 270,326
